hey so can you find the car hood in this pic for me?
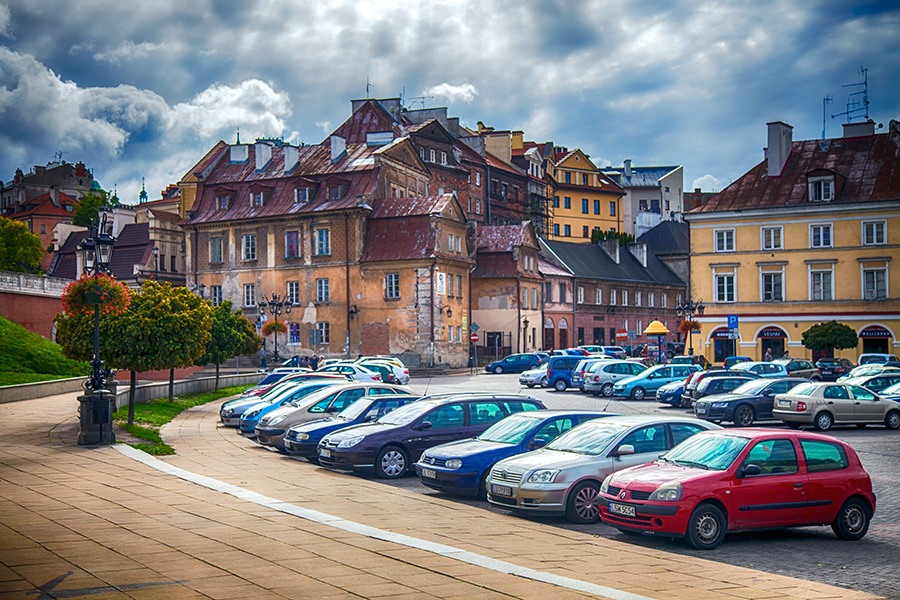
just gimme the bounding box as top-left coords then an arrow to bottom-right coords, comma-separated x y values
610,462 -> 716,488
495,447 -> 600,472
614,375 -> 641,387
424,438 -> 503,459
224,398 -> 267,412
258,405 -> 299,423
324,422 -> 399,441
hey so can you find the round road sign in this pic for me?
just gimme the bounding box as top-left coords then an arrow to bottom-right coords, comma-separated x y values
615,328 -> 628,341
470,332 -> 479,343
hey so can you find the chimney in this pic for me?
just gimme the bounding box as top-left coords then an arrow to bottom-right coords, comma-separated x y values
766,121 -> 793,178
843,120 -> 876,138
624,159 -> 632,177
331,135 -> 346,162
255,142 -> 272,171
230,143 -> 248,163
50,185 -> 59,206
283,145 -> 299,172
627,242 -> 647,268
599,239 -> 620,264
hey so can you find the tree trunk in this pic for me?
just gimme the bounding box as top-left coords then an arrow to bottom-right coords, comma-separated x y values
215,363 -> 220,391
168,368 -> 175,402
127,370 -> 137,425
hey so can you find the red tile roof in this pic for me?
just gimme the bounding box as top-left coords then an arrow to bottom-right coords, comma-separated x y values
472,253 -> 519,278
477,224 -> 538,252
5,191 -> 77,219
370,194 -> 454,218
330,101 -> 400,145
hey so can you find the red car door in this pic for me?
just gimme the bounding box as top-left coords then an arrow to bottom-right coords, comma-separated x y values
728,438 -> 808,527
799,438 -> 852,524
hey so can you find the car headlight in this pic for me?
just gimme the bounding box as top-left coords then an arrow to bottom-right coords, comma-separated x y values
445,459 -> 463,470
712,402 -> 729,408
527,469 -> 559,484
244,408 -> 261,418
337,435 -> 364,448
648,481 -> 682,502
222,408 -> 234,416
268,415 -> 286,426
600,473 -> 614,494
294,432 -> 309,440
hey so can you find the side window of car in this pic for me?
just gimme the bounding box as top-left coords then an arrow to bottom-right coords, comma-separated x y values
631,364 -> 646,375
469,401 -> 505,426
426,403 -> 465,428
331,388 -> 366,411
848,386 -> 877,401
309,392 -> 340,412
619,424 -> 667,454
742,439 -> 799,475
367,387 -> 394,395
801,439 -> 849,472
502,400 -> 540,413
533,417 -> 575,444
669,423 -> 706,447
824,386 -> 850,400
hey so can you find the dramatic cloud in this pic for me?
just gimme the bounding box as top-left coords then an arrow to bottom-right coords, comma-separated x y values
423,83 -> 478,104
0,4 -> 12,39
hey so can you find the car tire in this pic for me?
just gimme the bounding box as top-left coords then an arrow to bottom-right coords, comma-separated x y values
540,376 -> 549,387
685,503 -> 727,550
493,366 -> 503,374
478,468 -> 492,500
831,498 -> 871,541
525,384 -> 534,388
814,411 -> 834,431
565,481 -> 601,524
631,387 -> 646,401
787,421 -> 802,429
375,446 -> 409,479
601,383 -> 614,397
734,404 -> 755,427
554,379 -> 567,392
885,410 -> 900,430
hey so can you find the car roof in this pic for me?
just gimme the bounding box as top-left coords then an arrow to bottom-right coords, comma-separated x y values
576,415 -> 720,428
698,428 -> 853,445
417,393 -> 542,404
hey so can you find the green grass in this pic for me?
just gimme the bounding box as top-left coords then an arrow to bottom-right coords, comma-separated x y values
113,385 -> 244,454
0,372 -> 81,386
0,317 -> 89,386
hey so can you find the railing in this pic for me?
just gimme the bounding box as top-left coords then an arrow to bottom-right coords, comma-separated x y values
0,270 -> 71,297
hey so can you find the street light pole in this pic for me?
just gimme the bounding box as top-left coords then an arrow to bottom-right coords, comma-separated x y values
676,298 -> 705,356
153,246 -> 159,280
258,292 -> 292,364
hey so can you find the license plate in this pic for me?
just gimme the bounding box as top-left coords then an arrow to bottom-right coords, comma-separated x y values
696,407 -> 707,415
609,502 -> 636,516
491,484 -> 512,497
777,400 -> 791,407
421,468 -> 436,479
319,448 -> 332,458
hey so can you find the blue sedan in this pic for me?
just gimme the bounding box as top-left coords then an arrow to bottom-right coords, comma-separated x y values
283,394 -> 420,460
238,381 -> 347,434
414,410 -> 616,498
655,380 -> 685,406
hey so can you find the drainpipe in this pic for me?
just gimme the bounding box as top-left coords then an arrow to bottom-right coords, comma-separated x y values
516,274 -> 522,353
468,263 -> 476,365
344,214 -> 351,359
430,260 -> 436,367
572,276 -> 577,347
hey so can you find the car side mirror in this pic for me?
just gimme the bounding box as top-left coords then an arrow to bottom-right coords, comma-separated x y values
362,415 -> 374,423
325,405 -> 338,413
738,464 -> 761,478
418,420 -> 433,430
764,391 -> 775,397
528,438 -> 547,450
615,444 -> 635,457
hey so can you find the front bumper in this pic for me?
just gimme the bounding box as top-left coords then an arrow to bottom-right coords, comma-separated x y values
283,438 -> 319,458
317,445 -> 376,472
254,426 -> 287,447
486,479 -> 568,515
220,415 -> 241,426
598,492 -> 684,536
693,403 -> 732,421
415,463 -> 480,496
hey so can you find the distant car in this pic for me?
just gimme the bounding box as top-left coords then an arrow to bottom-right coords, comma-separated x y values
671,355 -> 711,369
858,353 -> 900,366
486,415 -> 720,523
689,374 -> 759,407
240,371 -> 351,398
723,356 -> 753,369
693,377 -> 808,426
612,364 -> 702,400
545,355 -> 584,391
655,380 -> 686,406
816,358 -> 855,381
840,373 -> 900,393
772,358 -> 821,380
518,363 -> 549,388
234,380 -> 349,433
572,357 -> 610,391
318,362 -> 383,382
485,353 -> 544,374
583,360 -> 648,397
772,382 -> 900,431
730,361 -> 789,378
414,410 -> 616,497
599,429 -> 876,549
681,369 -> 761,408
553,348 -> 590,356
882,381 -> 900,401
838,365 -> 900,382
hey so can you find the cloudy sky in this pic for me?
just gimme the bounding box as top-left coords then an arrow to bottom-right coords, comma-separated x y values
1,1 -> 898,204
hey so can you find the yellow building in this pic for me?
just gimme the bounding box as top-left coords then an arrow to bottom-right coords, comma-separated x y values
686,121 -> 900,363
546,149 -> 623,242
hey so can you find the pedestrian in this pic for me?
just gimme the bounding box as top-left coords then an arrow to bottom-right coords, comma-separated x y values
300,355 -> 310,368
310,354 -> 319,370
259,344 -> 267,370
764,348 -> 773,362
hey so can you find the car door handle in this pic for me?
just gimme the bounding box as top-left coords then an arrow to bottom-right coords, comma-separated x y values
794,483 -> 803,488
826,401 -> 834,404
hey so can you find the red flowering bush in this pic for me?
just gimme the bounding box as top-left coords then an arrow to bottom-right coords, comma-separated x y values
262,320 -> 287,337
678,319 -> 701,334
61,273 -> 131,317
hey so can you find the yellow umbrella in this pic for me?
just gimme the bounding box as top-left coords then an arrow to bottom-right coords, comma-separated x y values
643,320 -> 670,335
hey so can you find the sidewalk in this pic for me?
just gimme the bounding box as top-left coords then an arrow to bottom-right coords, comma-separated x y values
0,392 -> 881,600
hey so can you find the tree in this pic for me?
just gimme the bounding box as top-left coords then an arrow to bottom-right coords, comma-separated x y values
591,229 -> 635,246
73,191 -> 109,227
0,217 -> 44,273
801,321 -> 859,356
196,300 -> 258,390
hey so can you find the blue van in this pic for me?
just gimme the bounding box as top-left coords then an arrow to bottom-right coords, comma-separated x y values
546,355 -> 584,391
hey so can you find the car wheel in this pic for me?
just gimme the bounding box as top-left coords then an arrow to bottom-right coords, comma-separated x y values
787,421 -> 802,429
831,498 -> 870,541
814,411 -> 834,431
540,376 -> 549,387
554,379 -> 567,392
631,387 -> 646,401
685,503 -> 727,550
734,405 -> 755,427
375,446 -> 409,479
493,366 -> 503,374
478,468 -> 492,500
885,410 -> 900,430
565,481 -> 601,524
601,383 -> 614,397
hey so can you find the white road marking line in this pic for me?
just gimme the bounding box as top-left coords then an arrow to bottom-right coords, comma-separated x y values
115,444 -> 655,600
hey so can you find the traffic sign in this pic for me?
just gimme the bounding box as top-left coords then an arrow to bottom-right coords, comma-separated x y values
470,332 -> 479,343
727,315 -> 739,329
615,328 -> 628,341
470,322 -> 480,332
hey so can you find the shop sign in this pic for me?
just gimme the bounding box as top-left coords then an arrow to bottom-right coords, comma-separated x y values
757,327 -> 786,338
859,326 -> 892,338
710,328 -> 732,339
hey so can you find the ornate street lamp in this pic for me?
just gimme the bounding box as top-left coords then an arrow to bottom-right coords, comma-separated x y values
676,297 -> 705,355
153,246 -> 159,280
258,292 -> 292,362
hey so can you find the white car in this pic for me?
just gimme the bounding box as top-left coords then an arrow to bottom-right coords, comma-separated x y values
519,364 -> 549,388
362,360 -> 410,385
318,363 -> 383,382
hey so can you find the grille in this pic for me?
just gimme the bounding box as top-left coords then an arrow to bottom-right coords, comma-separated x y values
604,512 -> 654,527
420,456 -> 447,467
605,486 -> 651,501
606,485 -> 622,496
490,470 -> 523,485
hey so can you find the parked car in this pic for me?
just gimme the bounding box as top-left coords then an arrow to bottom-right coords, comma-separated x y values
882,381 -> 900,401
241,371 -> 351,398
363,360 -> 410,385
681,369 -> 761,408
772,358 -> 821,380
223,379 -> 345,429
599,346 -> 627,360
518,363 -> 549,388
612,364 -> 702,400
283,394 -> 421,461
317,394 -> 546,478
255,383 -> 411,449
414,410 -> 616,497
730,361 -> 789,378
486,415 -> 720,523
545,355 -> 584,391
670,355 -> 711,369
841,373 -> 900,393
583,360 -> 648,397
238,380 -> 352,434
693,377 -> 808,426
772,381 -> 900,431
599,429 -> 876,549
688,374 -> 759,407
816,358 -> 855,381
838,365 -> 900,382
485,353 -> 544,374
552,348 -> 590,356
572,357 -> 610,391
318,362 -> 385,382
655,380 -> 686,406
858,353 -> 900,366
723,356 -> 752,369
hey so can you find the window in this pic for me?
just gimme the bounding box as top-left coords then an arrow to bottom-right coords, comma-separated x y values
715,229 -> 735,252
40,224 -> 46,234
441,151 -> 447,165
621,290 -> 628,306
427,403 -> 464,428
475,172 -> 481,186
285,231 -> 300,258
449,275 -> 455,298
385,273 -> 400,299
316,278 -> 330,303
419,147 -> 425,160
661,293 -> 668,308
595,288 -> 603,304
648,292 -> 655,307
251,191 -> 265,207
577,286 -> 584,304
429,149 -> 436,162
171,255 -> 176,272
315,321 -> 330,344
242,234 -> 256,261
531,288 -> 537,309
593,200 -> 600,214
810,223 -> 832,248
564,197 -> 571,209
243,284 -> 255,308
329,186 -> 342,200
619,425 -> 667,454
762,272 -> 783,302
545,282 -> 553,302
810,269 -> 833,301
553,196 -> 559,208
761,227 -> 782,250
581,199 -> 588,214
809,177 -> 833,202
715,273 -> 735,302
863,221 -> 886,246
286,281 -> 299,305
635,291 -> 641,306
741,439 -> 798,475
609,289 -> 617,305
456,325 -> 462,342
564,172 -> 571,184
609,201 -> 616,216
216,195 -> 230,210
209,237 -> 223,264
294,188 -> 308,204
558,283 -> 567,303
801,439 -> 848,473
315,228 -> 330,255
863,267 -> 887,300
564,224 -> 571,237
521,287 -> 527,307
582,225 -> 589,238
289,323 -> 301,344
457,274 -> 463,298
553,224 -> 560,236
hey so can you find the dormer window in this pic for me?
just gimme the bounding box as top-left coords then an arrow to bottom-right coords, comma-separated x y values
809,176 -> 833,202
429,149 -> 436,162
216,195 -> 231,210
251,191 -> 265,207
329,186 -> 342,200
294,188 -> 309,204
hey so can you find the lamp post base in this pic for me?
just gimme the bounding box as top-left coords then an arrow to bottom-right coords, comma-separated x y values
77,391 -> 116,445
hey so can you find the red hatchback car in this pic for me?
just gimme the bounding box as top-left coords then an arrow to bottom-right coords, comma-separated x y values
599,429 -> 875,549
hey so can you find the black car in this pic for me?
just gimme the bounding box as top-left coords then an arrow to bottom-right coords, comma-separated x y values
485,353 -> 544,374
816,358 -> 855,381
693,377 -> 808,426
689,374 -> 758,407
317,394 -> 545,478
680,369 -> 760,407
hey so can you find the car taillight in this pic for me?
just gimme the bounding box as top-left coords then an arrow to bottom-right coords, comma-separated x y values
797,401 -> 807,412
835,368 -> 845,373
592,375 -> 599,382
374,375 -> 382,381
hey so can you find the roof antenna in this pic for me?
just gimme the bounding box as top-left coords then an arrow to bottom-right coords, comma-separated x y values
235,127 -> 241,144
366,77 -> 373,98
822,95 -> 833,139
832,65 -> 870,123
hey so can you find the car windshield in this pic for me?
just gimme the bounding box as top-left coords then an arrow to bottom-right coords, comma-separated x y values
787,382 -> 818,396
336,398 -> 376,421
478,414 -> 540,444
817,359 -> 840,366
731,379 -> 772,394
883,382 -> 900,395
659,433 -> 749,470
376,401 -> 440,426
546,421 -> 629,455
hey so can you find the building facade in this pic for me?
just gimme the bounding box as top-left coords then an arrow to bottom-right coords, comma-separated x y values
546,149 -> 623,242
604,161 -> 684,237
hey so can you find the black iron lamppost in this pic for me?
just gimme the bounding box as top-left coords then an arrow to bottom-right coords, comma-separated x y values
676,297 -> 705,355
153,246 -> 159,280
258,292 -> 292,363
522,317 -> 530,352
